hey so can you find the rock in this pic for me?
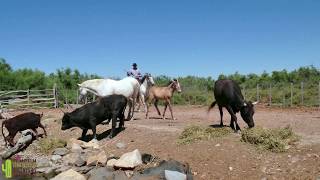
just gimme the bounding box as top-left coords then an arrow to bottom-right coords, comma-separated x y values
142,160 -> 192,179
114,149 -> 142,169
37,167 -> 57,179
50,169 -> 86,180
55,165 -> 71,174
67,138 -> 85,148
142,153 -> 154,164
116,142 -> 126,149
229,167 -> 233,171
107,159 -> 118,167
113,171 -> 129,180
37,157 -> 52,168
71,143 -> 83,152
87,151 -> 107,166
53,148 -> 69,156
62,153 -> 86,167
165,170 -> 187,180
215,143 -> 221,147
51,155 -> 62,162
261,166 -> 267,173
87,167 -> 114,180
73,166 -> 95,174
261,177 -> 267,180
81,139 -> 100,149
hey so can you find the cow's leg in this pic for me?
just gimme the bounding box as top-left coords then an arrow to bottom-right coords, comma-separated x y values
32,128 -> 39,138
167,100 -> 176,120
81,129 -> 88,140
162,101 -> 168,120
218,105 -> 224,127
225,106 -> 240,131
126,99 -> 133,120
108,114 -> 117,139
8,131 -> 17,147
39,123 -> 47,137
154,99 -> 161,116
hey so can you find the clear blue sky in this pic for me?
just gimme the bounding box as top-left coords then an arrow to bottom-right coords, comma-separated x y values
1,0 -> 319,78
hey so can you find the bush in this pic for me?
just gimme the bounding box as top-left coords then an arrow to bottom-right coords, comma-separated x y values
37,138 -> 67,154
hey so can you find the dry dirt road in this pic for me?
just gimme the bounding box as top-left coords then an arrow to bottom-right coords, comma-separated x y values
2,105 -> 320,180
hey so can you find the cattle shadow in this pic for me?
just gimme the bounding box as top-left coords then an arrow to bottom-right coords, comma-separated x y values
79,127 -> 126,142
209,124 -> 229,128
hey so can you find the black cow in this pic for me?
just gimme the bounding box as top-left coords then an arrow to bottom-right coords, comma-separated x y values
1,112 -> 47,146
208,79 -> 256,131
61,94 -> 127,140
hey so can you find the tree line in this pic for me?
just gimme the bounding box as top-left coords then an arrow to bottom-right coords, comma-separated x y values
1,58 -> 319,106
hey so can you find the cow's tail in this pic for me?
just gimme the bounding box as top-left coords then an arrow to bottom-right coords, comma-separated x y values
208,101 -> 217,113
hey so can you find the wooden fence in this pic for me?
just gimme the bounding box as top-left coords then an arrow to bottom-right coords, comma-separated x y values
0,85 -> 58,109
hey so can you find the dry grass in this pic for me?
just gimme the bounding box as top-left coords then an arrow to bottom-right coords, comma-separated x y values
37,137 -> 67,154
241,126 -> 299,152
178,125 -> 232,145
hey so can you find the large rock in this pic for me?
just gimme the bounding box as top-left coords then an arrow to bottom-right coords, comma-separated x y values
87,167 -> 114,180
67,138 -> 85,148
165,170 -> 187,180
62,153 -> 86,167
87,151 -> 107,166
53,148 -> 69,156
107,159 -> 118,167
114,149 -> 142,169
50,169 -> 86,180
37,157 -> 52,168
81,139 -> 100,149
71,143 -> 83,152
51,155 -> 62,162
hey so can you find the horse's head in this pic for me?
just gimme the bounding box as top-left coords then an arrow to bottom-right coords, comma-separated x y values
170,79 -> 182,93
142,73 -> 155,86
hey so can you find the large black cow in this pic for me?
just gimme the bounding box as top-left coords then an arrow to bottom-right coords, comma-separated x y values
208,79 -> 257,131
61,95 -> 127,140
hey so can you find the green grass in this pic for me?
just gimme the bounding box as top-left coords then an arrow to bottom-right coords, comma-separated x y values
37,137 -> 67,154
178,125 -> 232,145
241,126 -> 299,152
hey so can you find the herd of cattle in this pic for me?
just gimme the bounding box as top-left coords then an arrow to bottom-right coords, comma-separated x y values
1,77 -> 257,147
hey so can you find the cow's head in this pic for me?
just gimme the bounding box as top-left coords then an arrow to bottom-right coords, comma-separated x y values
61,113 -> 73,130
240,101 -> 257,128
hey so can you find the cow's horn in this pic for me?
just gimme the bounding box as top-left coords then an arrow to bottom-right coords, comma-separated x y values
252,101 -> 258,105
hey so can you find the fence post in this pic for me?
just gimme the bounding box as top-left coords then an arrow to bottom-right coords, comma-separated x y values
290,82 -> 293,107
27,89 -> 30,105
53,83 -> 58,108
256,84 -> 259,102
268,84 -> 272,106
318,82 -> 320,108
301,82 -> 304,106
76,90 -> 79,105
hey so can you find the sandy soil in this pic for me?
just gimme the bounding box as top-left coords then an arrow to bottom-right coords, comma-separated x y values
1,105 -> 320,180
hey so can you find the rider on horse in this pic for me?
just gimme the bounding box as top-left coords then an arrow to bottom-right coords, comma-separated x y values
127,63 -> 143,83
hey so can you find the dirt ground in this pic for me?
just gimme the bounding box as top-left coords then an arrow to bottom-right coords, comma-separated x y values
2,105 -> 320,180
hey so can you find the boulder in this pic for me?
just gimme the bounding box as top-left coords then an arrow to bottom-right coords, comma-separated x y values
106,159 -> 118,167
87,151 -> 107,166
50,169 -> 86,180
62,153 -> 86,167
165,170 -> 187,180
53,148 -> 69,156
116,142 -> 126,149
81,139 -> 100,149
87,167 -> 114,180
71,143 -> 83,152
37,157 -> 52,168
51,155 -> 62,162
114,149 -> 142,169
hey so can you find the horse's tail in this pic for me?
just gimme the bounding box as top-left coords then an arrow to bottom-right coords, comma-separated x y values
208,101 -> 217,113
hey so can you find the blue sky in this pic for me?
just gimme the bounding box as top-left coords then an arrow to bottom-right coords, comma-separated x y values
0,0 -> 319,78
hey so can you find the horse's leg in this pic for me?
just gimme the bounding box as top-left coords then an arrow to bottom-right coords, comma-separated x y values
162,100 -> 169,120
154,99 -> 161,116
130,97 -> 135,120
167,100 -> 176,120
141,95 -> 147,113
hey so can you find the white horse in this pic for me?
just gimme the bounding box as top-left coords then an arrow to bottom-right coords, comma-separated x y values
137,73 -> 155,112
78,77 -> 140,120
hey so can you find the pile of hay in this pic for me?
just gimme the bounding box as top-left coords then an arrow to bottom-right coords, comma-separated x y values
37,137 -> 67,154
241,126 -> 299,152
178,125 -> 232,145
